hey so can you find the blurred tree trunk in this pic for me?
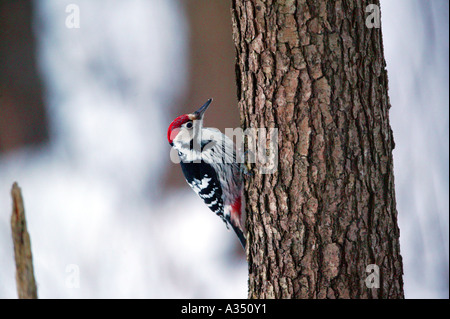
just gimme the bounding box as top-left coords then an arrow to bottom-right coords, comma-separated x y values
231,0 -> 404,298
0,1 -> 48,153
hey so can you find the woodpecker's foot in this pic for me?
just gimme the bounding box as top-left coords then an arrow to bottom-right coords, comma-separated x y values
240,163 -> 253,177
239,149 -> 254,177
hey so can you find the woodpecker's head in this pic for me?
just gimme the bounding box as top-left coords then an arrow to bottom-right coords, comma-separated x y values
167,98 -> 212,147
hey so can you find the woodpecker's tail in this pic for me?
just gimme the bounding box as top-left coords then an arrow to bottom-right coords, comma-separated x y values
230,222 -> 246,249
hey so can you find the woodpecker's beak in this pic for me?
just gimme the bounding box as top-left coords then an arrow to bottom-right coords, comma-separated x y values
192,98 -> 213,120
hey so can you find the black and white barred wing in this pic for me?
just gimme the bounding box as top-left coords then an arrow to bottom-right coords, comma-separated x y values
180,162 -> 225,220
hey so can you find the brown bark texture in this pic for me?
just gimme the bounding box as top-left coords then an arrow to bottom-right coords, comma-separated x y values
231,0 -> 404,298
11,182 -> 38,299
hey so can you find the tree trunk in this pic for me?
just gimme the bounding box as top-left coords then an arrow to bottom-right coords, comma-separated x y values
231,0 -> 404,298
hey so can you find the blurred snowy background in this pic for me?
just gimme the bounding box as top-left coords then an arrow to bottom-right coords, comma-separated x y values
0,0 -> 448,298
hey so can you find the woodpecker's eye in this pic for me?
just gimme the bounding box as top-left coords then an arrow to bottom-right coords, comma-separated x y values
186,121 -> 193,129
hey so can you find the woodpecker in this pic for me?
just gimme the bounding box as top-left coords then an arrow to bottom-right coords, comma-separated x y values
167,99 -> 246,248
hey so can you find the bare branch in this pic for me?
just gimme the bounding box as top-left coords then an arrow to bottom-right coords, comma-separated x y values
11,182 -> 38,299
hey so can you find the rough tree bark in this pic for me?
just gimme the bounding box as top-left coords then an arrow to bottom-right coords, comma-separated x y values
231,0 -> 404,298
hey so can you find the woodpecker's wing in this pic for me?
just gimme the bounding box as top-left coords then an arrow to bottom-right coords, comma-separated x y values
180,161 -> 225,220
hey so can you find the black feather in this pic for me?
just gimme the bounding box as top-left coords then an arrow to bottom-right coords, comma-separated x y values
180,161 -> 224,218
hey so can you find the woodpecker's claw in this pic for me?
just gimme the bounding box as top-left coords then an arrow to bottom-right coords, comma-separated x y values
239,163 -> 253,177
238,149 -> 254,176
